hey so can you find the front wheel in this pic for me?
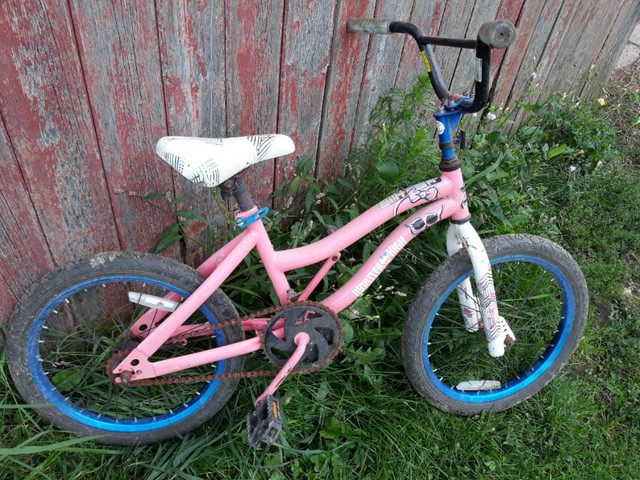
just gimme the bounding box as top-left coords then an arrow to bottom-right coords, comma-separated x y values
6,252 -> 245,445
402,234 -> 588,415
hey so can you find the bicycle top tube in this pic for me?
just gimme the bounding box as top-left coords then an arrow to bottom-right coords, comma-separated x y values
224,168 -> 470,311
347,18 -> 516,112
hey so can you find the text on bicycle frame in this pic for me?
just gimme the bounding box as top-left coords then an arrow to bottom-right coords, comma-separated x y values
351,236 -> 408,297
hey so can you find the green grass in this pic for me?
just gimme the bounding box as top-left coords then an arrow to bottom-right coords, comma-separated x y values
2,74 -> 640,478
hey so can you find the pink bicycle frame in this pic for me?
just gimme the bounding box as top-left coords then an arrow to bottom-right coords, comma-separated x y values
112,166 -> 510,382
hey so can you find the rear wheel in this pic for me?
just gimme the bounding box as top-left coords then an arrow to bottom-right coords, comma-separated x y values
402,234 -> 588,414
6,252 -> 244,445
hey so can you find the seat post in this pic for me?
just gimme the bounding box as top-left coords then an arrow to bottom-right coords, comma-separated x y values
219,176 -> 255,211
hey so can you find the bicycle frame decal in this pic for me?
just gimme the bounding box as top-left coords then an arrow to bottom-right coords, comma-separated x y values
377,177 -> 441,214
459,187 -> 468,210
406,205 -> 444,234
478,271 -> 498,334
350,236 -> 408,296
446,221 -> 514,357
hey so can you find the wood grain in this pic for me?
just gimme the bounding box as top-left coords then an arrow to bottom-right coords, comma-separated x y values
394,0 -> 443,93
0,110 -> 54,321
491,0 -> 549,109
275,0 -> 336,191
225,0 -> 285,205
580,1 -> 640,98
69,0 -> 176,254
316,0 -> 376,183
0,0 -> 120,262
448,0 -> 501,95
351,0 -> 414,149
507,0 -> 581,129
156,0 -> 228,263
433,0 -> 476,92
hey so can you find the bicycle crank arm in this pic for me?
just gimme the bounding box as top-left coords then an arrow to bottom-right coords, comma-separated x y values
254,332 -> 310,405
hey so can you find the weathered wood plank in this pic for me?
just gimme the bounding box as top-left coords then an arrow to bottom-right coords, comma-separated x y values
491,0 -> 550,108
491,0 -> 526,77
351,0 -> 414,149
530,0 -> 580,91
508,0 -> 581,129
225,0 -> 285,205
157,2 -> 227,138
0,0 -> 120,267
536,0 -> 596,95
316,0 -> 376,183
0,113 -> 55,321
432,0 -> 476,91
394,0 -> 444,92
69,0 -> 176,254
156,1 -> 227,263
553,0 -> 617,95
580,1 -> 640,98
448,0 -> 501,95
275,0 -> 336,191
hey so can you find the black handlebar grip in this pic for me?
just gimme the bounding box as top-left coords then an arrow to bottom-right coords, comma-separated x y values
477,20 -> 516,49
347,18 -> 392,34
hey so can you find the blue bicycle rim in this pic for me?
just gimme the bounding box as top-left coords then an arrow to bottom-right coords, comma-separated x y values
421,254 -> 574,403
26,276 -> 226,433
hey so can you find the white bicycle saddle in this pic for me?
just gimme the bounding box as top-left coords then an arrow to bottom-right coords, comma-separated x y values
155,134 -> 295,187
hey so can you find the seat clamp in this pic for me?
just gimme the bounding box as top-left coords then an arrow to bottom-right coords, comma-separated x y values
235,207 -> 269,228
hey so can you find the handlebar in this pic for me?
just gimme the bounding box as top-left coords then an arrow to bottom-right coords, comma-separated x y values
347,19 -> 516,113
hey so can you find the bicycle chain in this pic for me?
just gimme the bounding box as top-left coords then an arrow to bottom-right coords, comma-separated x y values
106,301 -> 343,387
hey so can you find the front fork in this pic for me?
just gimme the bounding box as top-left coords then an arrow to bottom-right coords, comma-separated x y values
446,222 -> 515,357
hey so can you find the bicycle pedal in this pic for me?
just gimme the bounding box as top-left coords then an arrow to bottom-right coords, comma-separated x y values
246,395 -> 282,449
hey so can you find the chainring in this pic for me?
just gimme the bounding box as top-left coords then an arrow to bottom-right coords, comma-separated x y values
262,304 -> 343,371
106,301 -> 342,387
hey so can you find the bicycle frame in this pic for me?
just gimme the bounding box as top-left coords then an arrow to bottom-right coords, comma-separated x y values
108,17 -> 522,385
112,165 -> 507,382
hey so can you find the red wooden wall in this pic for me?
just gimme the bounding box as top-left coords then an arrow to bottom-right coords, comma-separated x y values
1,0 -> 638,325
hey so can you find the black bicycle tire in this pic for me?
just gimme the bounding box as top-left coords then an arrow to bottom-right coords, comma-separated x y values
402,234 -> 588,415
6,251 -> 245,445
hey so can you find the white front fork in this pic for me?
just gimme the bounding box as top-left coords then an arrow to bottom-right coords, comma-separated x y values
446,223 -> 515,357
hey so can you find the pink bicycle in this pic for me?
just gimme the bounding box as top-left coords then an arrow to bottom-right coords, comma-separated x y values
6,19 -> 588,447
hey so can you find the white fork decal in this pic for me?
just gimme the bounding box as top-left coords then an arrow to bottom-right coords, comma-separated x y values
446,223 -> 516,357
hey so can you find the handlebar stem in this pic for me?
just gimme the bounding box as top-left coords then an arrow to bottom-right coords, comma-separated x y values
434,107 -> 464,171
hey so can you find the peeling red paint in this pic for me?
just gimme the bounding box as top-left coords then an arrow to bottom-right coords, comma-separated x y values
558,56 -> 566,71
226,0 -> 283,203
0,0 -> 118,260
166,75 -> 187,114
315,0 -> 375,183
69,0 -> 174,253
430,2 -> 443,35
497,0 -> 525,24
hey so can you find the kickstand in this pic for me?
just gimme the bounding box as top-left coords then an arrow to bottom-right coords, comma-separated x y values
245,332 -> 310,448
